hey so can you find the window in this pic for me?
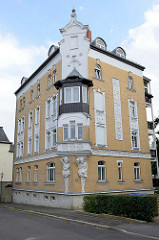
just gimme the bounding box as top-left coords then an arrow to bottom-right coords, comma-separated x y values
134,162 -> 141,180
20,167 -> 22,182
18,119 -> 21,134
53,69 -> 57,83
35,134 -> 39,153
27,166 -> 31,182
129,102 -> 136,118
64,86 -> 80,103
47,100 -> 51,118
118,162 -> 123,181
128,76 -> 133,90
34,165 -> 38,182
38,83 -> 40,96
17,143 -> 20,158
46,131 -> 51,149
47,163 -> 55,182
29,112 -> 33,129
95,38 -> 106,50
98,161 -> 106,181
63,124 -> 69,140
144,81 -> 149,94
31,90 -> 33,102
149,135 -> 155,149
21,117 -> 25,133
53,129 -> 56,146
48,73 -> 52,87
116,48 -> 126,58
71,36 -> 78,50
35,106 -> 40,124
23,97 -> 25,108
16,168 -> 19,182
28,138 -> 32,155
20,99 -> 22,110
53,98 -> 56,115
78,124 -> 83,140
131,131 -> 139,149
70,121 -> 75,140
59,88 -> 63,105
20,142 -> 23,156
95,64 -> 101,80
63,122 -> 83,141
82,86 -> 88,103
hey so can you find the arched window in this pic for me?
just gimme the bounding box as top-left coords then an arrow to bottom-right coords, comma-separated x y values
98,161 -> 106,181
16,168 -> 19,182
134,162 -> 141,180
47,163 -> 55,182
95,64 -> 101,80
116,47 -> 126,59
95,38 -> 106,50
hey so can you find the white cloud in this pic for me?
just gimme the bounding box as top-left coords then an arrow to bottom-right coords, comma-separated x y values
0,31 -> 48,142
122,2 -> 159,119
79,6 -> 84,11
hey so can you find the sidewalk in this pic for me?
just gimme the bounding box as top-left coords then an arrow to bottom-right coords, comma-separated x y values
1,203 -> 159,239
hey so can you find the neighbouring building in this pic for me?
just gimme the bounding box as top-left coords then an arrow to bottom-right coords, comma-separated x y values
13,10 -> 156,209
0,127 -> 14,202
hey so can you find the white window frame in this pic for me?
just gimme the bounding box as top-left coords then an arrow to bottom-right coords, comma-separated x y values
34,134 -> 39,153
77,123 -> 83,140
53,129 -> 56,146
59,88 -> 63,105
34,165 -> 38,182
134,162 -> 141,181
117,161 -> 123,181
48,73 -> 52,87
47,163 -> 55,182
29,112 -> 33,129
53,69 -> 57,84
46,131 -> 51,150
16,168 -> 19,182
28,137 -> 32,155
116,48 -> 125,58
19,167 -> 22,182
131,131 -> 139,149
96,38 -> 106,50
129,101 -> 136,118
98,161 -> 106,182
128,76 -> 133,90
82,86 -> 88,103
27,166 -> 31,182
64,86 -> 80,104
63,124 -> 69,141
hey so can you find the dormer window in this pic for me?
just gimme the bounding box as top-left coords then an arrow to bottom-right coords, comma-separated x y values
116,47 -> 126,58
95,64 -> 101,80
95,38 -> 106,50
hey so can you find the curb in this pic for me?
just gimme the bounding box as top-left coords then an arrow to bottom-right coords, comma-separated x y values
1,205 -> 159,240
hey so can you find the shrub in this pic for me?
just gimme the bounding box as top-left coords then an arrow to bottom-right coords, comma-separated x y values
83,194 -> 158,222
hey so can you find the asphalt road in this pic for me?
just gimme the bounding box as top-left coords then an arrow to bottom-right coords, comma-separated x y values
0,208 -> 152,240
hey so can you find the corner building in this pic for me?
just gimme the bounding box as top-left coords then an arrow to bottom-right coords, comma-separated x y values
13,10 -> 155,209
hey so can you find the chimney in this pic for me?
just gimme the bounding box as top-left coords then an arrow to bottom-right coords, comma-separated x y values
87,30 -> 92,41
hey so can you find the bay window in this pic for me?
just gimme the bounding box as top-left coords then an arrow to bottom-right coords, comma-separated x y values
64,86 -> 80,103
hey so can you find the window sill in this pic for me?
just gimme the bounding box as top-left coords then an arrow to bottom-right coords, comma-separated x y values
15,182 -> 22,184
33,182 -> 38,185
44,182 -> 56,185
97,181 -> 109,185
95,144 -> 108,148
131,148 -> 140,151
118,181 -> 125,184
127,87 -> 136,92
134,180 -> 143,184
26,182 -> 30,185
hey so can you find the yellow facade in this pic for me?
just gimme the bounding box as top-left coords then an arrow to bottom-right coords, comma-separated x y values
13,11 -> 153,209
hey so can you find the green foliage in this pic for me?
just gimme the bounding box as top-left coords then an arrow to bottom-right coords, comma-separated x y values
154,187 -> 159,194
83,194 -> 158,222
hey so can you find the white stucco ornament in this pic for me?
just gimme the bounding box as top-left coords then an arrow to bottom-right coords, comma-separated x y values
76,156 -> 88,192
61,156 -> 70,193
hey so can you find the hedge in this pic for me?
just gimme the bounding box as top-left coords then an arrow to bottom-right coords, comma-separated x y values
83,194 -> 158,222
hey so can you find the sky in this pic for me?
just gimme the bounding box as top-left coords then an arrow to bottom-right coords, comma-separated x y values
0,0 -> 159,142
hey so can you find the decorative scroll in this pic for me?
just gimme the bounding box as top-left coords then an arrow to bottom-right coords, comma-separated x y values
112,78 -> 123,140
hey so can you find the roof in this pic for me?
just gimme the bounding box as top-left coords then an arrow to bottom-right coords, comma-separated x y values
14,47 -> 60,95
67,68 -> 83,78
90,44 -> 145,71
0,127 -> 11,144
143,76 -> 151,82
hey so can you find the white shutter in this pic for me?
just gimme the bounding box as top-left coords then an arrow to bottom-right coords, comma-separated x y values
45,101 -> 48,118
50,97 -> 53,116
45,131 -> 47,150
38,106 -> 40,123
96,126 -> 105,145
35,108 -> 37,124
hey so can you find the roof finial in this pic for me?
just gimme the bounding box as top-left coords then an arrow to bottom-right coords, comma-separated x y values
71,8 -> 77,19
